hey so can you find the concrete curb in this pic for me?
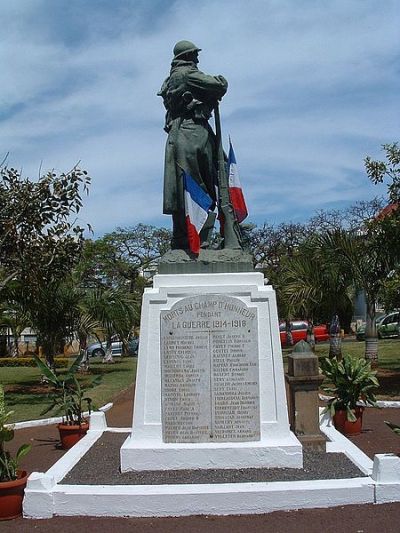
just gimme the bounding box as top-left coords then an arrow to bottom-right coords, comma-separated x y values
319,394 -> 400,409
11,402 -> 113,430
22,410 -> 400,519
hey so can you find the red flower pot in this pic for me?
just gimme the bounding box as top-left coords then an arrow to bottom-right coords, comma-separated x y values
58,421 -> 89,449
333,407 -> 364,436
0,470 -> 28,520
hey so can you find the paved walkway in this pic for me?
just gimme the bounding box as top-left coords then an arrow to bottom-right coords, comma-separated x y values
4,385 -> 400,532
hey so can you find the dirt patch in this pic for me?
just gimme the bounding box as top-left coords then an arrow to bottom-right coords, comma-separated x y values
377,368 -> 400,382
376,369 -> 400,399
5,384 -> 49,394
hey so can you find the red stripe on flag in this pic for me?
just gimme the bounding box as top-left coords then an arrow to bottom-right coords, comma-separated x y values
185,215 -> 201,254
229,187 -> 248,223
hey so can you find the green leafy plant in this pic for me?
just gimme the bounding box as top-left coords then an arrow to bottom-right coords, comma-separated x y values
0,385 -> 31,481
385,421 -> 400,436
34,353 -> 100,426
320,354 -> 379,421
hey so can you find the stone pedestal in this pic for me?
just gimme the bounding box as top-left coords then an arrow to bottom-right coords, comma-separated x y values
285,341 -> 326,451
120,272 -> 302,471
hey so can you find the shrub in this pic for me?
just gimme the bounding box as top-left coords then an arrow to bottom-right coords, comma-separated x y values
321,353 -> 379,421
34,353 -> 100,425
0,385 -> 31,481
0,357 -> 70,368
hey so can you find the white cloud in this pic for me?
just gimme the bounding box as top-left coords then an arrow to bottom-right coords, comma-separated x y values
1,0 -> 398,234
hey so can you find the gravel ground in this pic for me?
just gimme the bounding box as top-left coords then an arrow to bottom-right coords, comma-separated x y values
61,431 -> 365,485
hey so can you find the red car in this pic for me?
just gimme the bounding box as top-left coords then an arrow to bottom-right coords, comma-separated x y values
279,321 -> 329,347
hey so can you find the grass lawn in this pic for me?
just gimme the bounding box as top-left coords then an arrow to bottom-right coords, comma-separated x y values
314,338 -> 400,370
283,338 -> 400,399
282,338 -> 400,368
2,356 -> 137,423
2,339 -> 399,422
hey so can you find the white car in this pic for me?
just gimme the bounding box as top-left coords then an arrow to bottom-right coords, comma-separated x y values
86,338 -> 139,357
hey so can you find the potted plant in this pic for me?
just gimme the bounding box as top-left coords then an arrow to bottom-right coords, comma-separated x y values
34,352 -> 99,449
0,385 -> 31,520
321,354 -> 379,435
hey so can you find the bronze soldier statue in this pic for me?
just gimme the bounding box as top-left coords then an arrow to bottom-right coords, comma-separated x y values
158,40 -> 228,250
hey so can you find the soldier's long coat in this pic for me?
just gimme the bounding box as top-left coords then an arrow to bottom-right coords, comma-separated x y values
158,60 -> 228,214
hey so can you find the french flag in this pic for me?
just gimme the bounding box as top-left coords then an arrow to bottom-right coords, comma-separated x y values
228,140 -> 248,223
183,171 -> 213,255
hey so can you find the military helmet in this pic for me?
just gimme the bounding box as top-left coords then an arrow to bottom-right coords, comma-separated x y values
173,40 -> 201,59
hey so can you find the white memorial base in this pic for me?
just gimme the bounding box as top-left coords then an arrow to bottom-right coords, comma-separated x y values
22,411 -> 400,519
120,435 -> 302,471
120,272 -> 302,472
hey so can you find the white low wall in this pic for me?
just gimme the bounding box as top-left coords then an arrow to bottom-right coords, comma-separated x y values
22,410 -> 400,519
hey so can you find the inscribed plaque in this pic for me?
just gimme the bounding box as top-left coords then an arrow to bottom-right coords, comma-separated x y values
161,294 -> 260,443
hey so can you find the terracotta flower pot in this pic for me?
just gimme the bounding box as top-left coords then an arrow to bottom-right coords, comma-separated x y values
333,407 -> 364,436
58,421 -> 89,449
0,470 -> 28,520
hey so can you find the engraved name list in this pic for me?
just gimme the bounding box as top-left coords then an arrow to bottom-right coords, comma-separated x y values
160,294 -> 260,443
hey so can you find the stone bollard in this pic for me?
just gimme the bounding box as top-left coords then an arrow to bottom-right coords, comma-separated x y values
285,340 -> 326,451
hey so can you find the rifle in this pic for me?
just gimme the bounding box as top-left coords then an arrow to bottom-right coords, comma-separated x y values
214,102 -> 242,249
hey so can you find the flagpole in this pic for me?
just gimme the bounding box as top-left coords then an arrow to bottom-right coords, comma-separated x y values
214,103 -> 242,250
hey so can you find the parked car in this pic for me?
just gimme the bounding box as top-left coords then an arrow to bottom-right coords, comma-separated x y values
279,321 -> 329,347
86,338 -> 139,357
356,312 -> 399,341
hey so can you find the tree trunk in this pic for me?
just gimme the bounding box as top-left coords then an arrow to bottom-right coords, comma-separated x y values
102,338 -> 114,364
79,348 -> 89,371
364,298 -> 378,367
9,340 -> 18,358
78,335 -> 89,371
306,322 -> 315,351
8,327 -> 20,358
329,334 -> 342,359
329,314 -> 342,359
13,336 -> 19,357
41,339 -> 55,368
285,320 -> 293,347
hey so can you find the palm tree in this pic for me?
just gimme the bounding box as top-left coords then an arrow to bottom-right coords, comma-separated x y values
318,227 -> 398,365
84,288 -> 138,363
28,282 -> 86,367
69,305 -> 101,370
278,238 -> 354,357
0,282 -> 30,357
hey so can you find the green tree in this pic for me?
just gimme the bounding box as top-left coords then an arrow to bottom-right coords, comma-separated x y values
380,272 -> 400,311
277,238 -> 354,355
365,142 -> 400,315
0,165 -> 90,291
247,222 -> 309,321
76,224 -> 171,335
0,163 -> 91,365
0,282 -> 30,357
77,224 -> 171,292
249,219 -> 355,328
248,222 -> 308,274
365,142 -> 400,204
319,227 -> 397,365
307,199 -> 384,234
29,281 -> 84,366
84,288 -> 138,363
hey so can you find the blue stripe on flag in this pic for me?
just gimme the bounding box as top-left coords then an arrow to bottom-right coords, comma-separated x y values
228,141 -> 237,165
183,171 -> 212,212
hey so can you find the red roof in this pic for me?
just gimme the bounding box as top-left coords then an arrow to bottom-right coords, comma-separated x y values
376,203 -> 399,220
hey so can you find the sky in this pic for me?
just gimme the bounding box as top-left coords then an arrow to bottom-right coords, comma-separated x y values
1,0 -> 399,237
